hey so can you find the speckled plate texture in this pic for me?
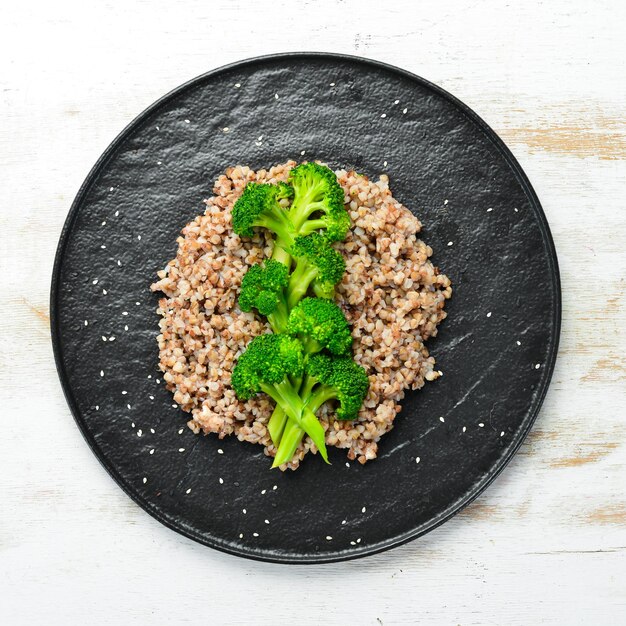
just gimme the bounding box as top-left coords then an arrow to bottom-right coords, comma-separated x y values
51,53 -> 561,563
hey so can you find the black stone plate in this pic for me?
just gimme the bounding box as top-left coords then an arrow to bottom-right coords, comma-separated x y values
51,53 -> 560,564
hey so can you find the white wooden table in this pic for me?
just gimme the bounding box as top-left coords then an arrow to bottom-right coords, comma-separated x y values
2,1 -> 625,624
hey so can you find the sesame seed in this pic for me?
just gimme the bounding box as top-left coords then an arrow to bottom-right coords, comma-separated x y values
178,448 -> 185,452
254,141 -> 262,146
380,113 -> 387,118
274,93 -> 279,100
487,311 -> 492,317
234,83 -> 241,88
109,187 -> 114,192
272,485 -> 277,491
330,82 -> 335,86
361,506 -> 366,513
156,126 -> 160,130
150,428 -> 155,434
218,448 -> 223,454
439,416 -> 445,423
186,488 -> 191,494
117,260 -> 121,266
184,119 -> 190,124
479,423 -> 484,428
149,449 -> 154,455
261,489 -> 266,494
462,426 -> 467,433
121,390 -> 127,395
500,431 -> 505,437
143,477 -> 147,484
264,519 -> 270,524
402,108 -> 407,114
95,405 -> 99,411
350,541 -> 356,546
171,404 -> 177,408
239,533 -> 243,539
219,478 -> 223,484
535,363 -> 541,369
147,375 -> 152,379
102,336 -> 107,342
156,379 -> 160,384
258,135 -> 263,141
222,127 -> 229,132
242,509 -> 247,514
300,150 -> 306,155
516,340 -> 521,346
84,320 -> 88,326
356,538 -> 362,543
135,302 -> 140,305
157,161 -> 162,165
514,207 -> 519,212
326,536 -> 333,540
131,422 -> 135,428
383,161 -> 388,167
100,370 -> 104,377
415,457 -> 420,464
137,235 -> 141,241
253,532 -> 259,537
341,520 -> 347,525
447,241 -> 453,246
92,279 -> 98,285
124,325 -> 128,331
101,221 -> 106,226
102,289 -> 107,295
394,99 -> 399,104
345,462 -> 350,468
137,430 -> 142,436
487,207 -> 493,212
444,199 -> 449,205
114,210 -> 119,217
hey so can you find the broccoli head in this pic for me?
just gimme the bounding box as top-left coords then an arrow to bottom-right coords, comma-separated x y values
305,353 -> 370,420
287,297 -> 352,356
231,183 -> 295,264
288,163 -> 350,242
286,233 -> 346,307
238,260 -> 289,332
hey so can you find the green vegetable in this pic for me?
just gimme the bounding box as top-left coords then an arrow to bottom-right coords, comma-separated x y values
286,297 -> 352,357
238,260 -> 289,332
231,333 -> 329,464
288,162 -> 349,242
287,233 -> 346,307
272,353 -> 369,467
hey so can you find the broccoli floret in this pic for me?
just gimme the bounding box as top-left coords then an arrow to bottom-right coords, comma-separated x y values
286,233 -> 346,307
305,353 -> 369,420
272,353 -> 369,467
239,260 -> 289,332
231,334 -> 329,464
231,182 -> 295,264
288,163 -> 350,242
287,297 -> 352,356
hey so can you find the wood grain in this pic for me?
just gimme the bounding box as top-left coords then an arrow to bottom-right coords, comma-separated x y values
1,1 -> 625,625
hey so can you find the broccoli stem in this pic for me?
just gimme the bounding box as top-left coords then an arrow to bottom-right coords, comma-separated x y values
259,381 -> 329,464
286,261 -> 317,310
272,406 -> 328,468
299,219 -> 328,236
267,406 -> 287,446
266,295 -> 289,333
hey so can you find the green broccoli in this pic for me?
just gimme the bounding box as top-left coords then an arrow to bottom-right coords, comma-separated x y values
287,233 -> 346,308
231,333 -> 329,464
286,297 -> 352,356
267,298 -> 352,456
231,182 -> 295,264
288,162 -> 350,242
238,260 -> 289,332
272,353 -> 370,467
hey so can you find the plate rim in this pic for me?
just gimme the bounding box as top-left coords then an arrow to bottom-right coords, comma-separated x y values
50,51 -> 562,564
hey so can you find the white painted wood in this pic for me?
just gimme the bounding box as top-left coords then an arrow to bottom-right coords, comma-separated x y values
1,1 -> 625,624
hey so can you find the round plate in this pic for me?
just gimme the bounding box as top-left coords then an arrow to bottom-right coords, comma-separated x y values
51,53 -> 560,563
